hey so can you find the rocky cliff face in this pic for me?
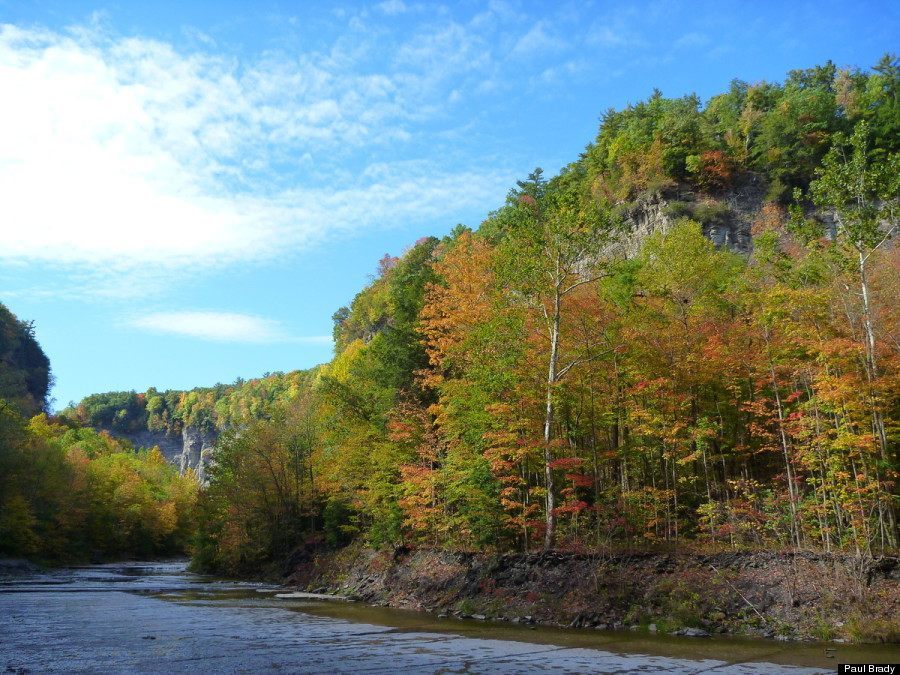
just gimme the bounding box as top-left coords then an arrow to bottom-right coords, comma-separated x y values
107,425 -> 217,483
113,429 -> 184,463
178,426 -> 218,483
614,176 -> 765,258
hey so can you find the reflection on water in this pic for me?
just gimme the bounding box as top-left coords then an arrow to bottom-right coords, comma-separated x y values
1,561 -> 895,673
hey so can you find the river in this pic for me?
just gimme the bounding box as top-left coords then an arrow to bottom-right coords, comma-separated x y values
0,561 -> 895,673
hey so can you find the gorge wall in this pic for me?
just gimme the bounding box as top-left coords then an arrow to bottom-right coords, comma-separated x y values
178,426 -> 218,483
614,174 -> 766,258
109,425 -> 217,482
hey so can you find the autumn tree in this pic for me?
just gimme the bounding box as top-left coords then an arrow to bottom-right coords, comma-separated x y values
495,167 -> 618,548
806,120 -> 899,545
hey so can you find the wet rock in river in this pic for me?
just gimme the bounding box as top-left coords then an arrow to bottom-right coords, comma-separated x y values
672,627 -> 710,637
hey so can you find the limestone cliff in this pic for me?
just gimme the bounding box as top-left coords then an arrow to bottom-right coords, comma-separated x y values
112,429 -> 183,463
613,175 -> 765,258
178,425 -> 218,483
106,425 -> 217,482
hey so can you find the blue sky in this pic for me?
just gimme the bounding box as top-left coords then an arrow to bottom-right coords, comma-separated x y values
0,0 -> 896,408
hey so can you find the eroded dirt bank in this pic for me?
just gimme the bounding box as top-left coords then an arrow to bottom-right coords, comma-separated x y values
287,546 -> 899,643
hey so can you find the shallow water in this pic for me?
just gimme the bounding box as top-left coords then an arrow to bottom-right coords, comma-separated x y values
0,561 -> 895,673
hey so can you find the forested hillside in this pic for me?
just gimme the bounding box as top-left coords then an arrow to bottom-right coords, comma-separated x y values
0,306 -> 198,562
64,369 -> 317,437
71,56 -> 898,576
190,56 -> 899,573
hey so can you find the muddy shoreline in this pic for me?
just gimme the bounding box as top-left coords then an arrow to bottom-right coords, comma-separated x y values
286,545 -> 900,644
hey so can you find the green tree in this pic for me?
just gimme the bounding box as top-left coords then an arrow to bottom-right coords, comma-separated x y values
808,121 -> 898,545
0,304 -> 51,417
497,167 -> 617,548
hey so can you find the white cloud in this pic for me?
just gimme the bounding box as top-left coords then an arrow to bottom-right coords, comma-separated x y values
536,59 -> 584,86
674,32 -> 710,50
129,310 -> 331,344
394,22 -> 491,78
0,23 -> 509,282
377,0 -> 407,16
585,8 -> 646,51
511,22 -> 567,58
585,25 -> 629,48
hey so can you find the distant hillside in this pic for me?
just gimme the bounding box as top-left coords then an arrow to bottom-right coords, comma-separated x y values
64,369 -> 318,438
62,369 -> 319,480
0,306 -> 197,563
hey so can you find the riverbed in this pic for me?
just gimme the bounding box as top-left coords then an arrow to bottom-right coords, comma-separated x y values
0,561 -> 894,673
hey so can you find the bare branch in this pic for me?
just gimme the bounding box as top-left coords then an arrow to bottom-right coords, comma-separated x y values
556,347 -> 617,381
863,224 -> 897,263
562,273 -> 608,296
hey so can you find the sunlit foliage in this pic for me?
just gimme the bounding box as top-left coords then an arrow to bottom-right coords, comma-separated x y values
0,404 -> 197,561
52,56 -> 899,569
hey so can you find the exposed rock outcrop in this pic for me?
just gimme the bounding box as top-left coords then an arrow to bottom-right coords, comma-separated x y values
112,429 -> 184,463
106,425 -> 217,482
614,175 -> 765,258
177,426 -> 218,483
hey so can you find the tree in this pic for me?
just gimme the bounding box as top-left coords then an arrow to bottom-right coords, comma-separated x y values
810,122 -> 897,386
808,120 -> 898,545
497,168 -> 617,548
0,304 -> 51,417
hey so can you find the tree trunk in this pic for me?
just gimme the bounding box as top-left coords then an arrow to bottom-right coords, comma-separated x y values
769,360 -> 801,548
543,283 -> 561,550
857,247 -> 897,547
858,249 -> 889,450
